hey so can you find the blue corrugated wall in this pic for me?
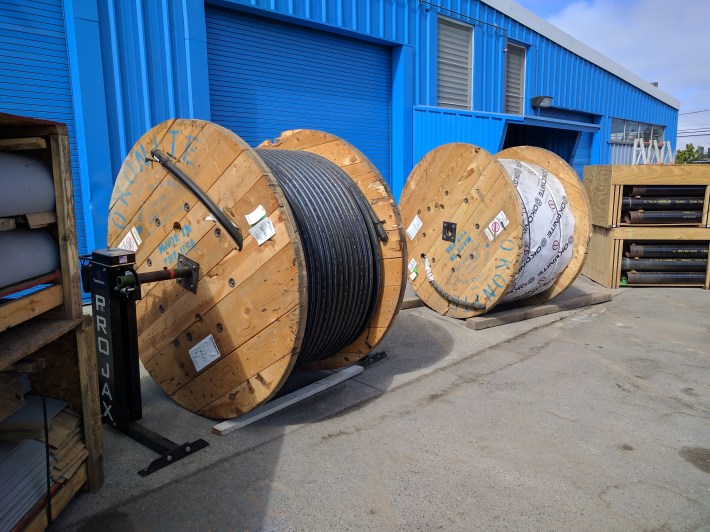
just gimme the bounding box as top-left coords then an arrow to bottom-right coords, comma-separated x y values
3,0 -> 678,250
0,0 -> 92,256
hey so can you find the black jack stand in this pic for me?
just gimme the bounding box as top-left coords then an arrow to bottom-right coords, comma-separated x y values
84,248 -> 208,476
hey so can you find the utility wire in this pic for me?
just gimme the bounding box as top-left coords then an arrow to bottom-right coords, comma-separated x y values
679,109 -> 710,116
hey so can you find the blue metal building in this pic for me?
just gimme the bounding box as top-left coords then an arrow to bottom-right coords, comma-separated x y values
0,0 -> 680,253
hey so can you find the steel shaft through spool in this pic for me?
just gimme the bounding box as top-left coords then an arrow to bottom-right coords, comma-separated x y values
399,144 -> 591,318
108,120 -> 405,419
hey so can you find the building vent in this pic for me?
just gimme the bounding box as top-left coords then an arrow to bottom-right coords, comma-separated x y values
437,17 -> 472,110
505,43 -> 526,115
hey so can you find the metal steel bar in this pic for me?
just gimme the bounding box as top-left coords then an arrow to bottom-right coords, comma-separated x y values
115,267 -> 193,288
151,148 -> 243,250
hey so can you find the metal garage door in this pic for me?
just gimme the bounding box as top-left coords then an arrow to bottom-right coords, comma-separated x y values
571,132 -> 592,178
205,7 -> 392,185
0,0 -> 88,255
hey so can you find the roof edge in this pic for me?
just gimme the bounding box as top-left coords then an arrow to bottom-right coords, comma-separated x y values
482,0 -> 681,110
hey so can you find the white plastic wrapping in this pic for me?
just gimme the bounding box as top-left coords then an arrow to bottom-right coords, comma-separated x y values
0,152 -> 55,218
498,159 -> 575,303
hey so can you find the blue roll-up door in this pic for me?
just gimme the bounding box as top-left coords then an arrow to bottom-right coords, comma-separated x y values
0,0 -> 88,255
205,7 -> 392,185
571,132 -> 592,178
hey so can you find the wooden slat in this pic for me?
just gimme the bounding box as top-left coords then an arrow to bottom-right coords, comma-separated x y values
0,137 -> 47,151
583,166 -> 613,227
613,226 -> 710,240
23,462 -> 87,532
0,318 -> 81,371
0,284 -> 63,332
0,271 -> 60,299
703,185 -> 710,227
0,217 -> 15,231
50,135 -> 81,321
582,226 -> 615,288
607,164 -> 710,185
24,211 -> 57,228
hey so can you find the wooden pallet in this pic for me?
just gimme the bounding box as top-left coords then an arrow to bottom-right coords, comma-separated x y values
0,113 -> 103,529
584,164 -> 710,228
582,225 -> 710,289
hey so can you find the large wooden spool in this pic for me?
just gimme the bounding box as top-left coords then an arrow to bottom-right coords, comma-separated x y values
399,144 -> 591,319
108,120 -> 405,419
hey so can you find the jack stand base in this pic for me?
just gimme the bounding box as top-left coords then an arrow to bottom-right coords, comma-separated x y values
117,422 -> 209,476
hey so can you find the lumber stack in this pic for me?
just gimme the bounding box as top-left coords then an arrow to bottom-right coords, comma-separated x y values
582,165 -> 710,288
0,113 -> 103,530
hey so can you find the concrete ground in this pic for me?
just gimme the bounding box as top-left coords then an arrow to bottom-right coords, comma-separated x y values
52,281 -> 710,531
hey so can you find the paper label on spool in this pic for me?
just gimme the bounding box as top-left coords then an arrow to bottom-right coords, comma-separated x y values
188,334 -> 222,372
245,205 -> 267,226
408,258 -> 419,280
485,211 -> 508,241
406,215 -> 423,240
118,226 -> 141,252
249,216 -> 276,245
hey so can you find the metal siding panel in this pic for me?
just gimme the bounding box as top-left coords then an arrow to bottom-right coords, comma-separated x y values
205,7 -> 392,185
0,0 -> 88,255
572,131 -> 592,178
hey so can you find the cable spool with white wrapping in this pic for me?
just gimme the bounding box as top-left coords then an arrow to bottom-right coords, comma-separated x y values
399,144 -> 591,318
108,120 -> 405,419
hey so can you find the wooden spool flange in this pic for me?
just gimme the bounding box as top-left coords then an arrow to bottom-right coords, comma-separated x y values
399,143 -> 591,319
108,121 -> 405,419
108,119 -> 306,419
259,130 -> 407,370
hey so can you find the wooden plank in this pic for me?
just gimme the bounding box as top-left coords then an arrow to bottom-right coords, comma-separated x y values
0,284 -> 63,332
612,226 -> 710,240
466,290 -> 612,330
706,242 -> 710,290
612,185 -> 622,227
0,217 -> 15,231
24,211 -> 57,228
212,365 -> 364,435
604,164 -> 710,185
75,317 -> 103,492
49,135 -> 81,321
0,271 -> 60,299
0,318 -> 81,371
582,226 -> 615,288
0,137 -> 47,151
583,165 -> 613,227
703,185 -> 710,227
23,462 -> 87,532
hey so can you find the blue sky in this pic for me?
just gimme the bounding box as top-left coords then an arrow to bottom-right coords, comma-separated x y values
514,0 -> 710,151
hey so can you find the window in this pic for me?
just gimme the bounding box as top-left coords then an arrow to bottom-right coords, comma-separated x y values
609,118 -> 665,144
504,43 -> 526,115
437,17 -> 472,109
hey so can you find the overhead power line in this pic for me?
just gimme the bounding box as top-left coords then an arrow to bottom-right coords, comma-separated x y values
679,109 -> 710,116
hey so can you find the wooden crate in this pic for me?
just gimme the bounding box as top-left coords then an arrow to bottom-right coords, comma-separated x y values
583,226 -> 710,289
584,165 -> 710,228
0,113 -> 103,528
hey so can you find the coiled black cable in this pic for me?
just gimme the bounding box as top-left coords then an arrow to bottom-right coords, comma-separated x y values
255,149 -> 383,365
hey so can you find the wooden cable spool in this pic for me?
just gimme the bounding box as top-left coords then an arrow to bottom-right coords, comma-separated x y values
399,144 -> 591,318
107,120 -> 405,419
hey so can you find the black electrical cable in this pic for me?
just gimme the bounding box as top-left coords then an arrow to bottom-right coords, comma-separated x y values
255,149 -> 383,365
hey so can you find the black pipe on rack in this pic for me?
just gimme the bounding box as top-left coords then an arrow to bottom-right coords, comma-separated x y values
628,185 -> 706,197
626,244 -> 709,258
621,197 -> 704,211
255,149 -> 383,365
621,257 -> 707,272
625,271 -> 706,285
624,210 -> 703,224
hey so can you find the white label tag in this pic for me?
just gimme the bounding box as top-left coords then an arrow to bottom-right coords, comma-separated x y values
245,205 -> 267,226
486,210 -> 508,240
407,258 -> 418,273
130,226 -> 142,246
249,216 -> 276,245
409,271 -> 418,281
406,215 -> 423,240
188,334 -> 222,372
118,229 -> 139,252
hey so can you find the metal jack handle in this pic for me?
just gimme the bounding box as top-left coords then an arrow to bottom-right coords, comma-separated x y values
151,148 -> 244,251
